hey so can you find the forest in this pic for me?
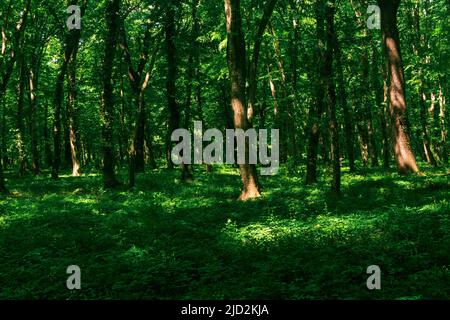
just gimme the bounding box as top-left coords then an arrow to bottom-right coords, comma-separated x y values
0,0 -> 449,300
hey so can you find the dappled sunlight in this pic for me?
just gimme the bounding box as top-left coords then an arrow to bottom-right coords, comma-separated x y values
1,165 -> 449,299
220,213 -> 382,248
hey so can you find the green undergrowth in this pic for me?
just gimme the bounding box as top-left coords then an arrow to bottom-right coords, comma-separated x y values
0,164 -> 449,299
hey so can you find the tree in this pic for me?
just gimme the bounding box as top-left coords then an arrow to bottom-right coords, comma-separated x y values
100,0 -> 121,188
224,0 -> 261,200
378,0 -> 420,175
52,0 -> 87,179
325,0 -> 340,195
246,0 -> 278,124
306,0 -> 327,185
119,5 -> 161,187
0,0 -> 31,191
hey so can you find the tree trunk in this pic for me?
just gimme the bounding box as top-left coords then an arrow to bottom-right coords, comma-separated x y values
16,44 -> 27,176
419,90 -> 437,166
100,0 -> 121,188
411,4 -> 437,167
324,0 -> 340,194
67,36 -> 82,176
378,0 -> 420,175
270,24 -> 297,164
29,66 -> 40,175
165,0 -> 181,171
225,0 -> 261,200
0,0 -> 31,184
0,156 -> 6,193
373,40 -> 390,169
44,102 -> 52,167
246,0 -> 277,123
52,0 -> 86,179
306,0 -> 326,184
334,32 -> 356,172
439,85 -> 447,163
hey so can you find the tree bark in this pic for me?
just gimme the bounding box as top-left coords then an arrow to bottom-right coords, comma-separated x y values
246,0 -> 277,123
306,0 -> 326,184
29,64 -> 41,175
0,0 -> 30,191
165,0 -> 179,171
372,39 -> 390,169
16,41 -> 27,176
325,0 -> 340,195
225,0 -> 261,200
334,32 -> 356,172
52,1 -> 86,179
67,39 -> 82,176
378,0 -> 420,175
100,0 -> 121,188
439,85 -> 447,163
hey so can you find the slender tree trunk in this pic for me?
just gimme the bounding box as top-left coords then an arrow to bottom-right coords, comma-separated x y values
0,154 -> 6,193
67,39 -> 81,176
29,66 -> 40,175
246,0 -> 277,123
16,44 -> 27,176
378,0 -> 420,175
165,0 -> 180,171
164,0 -> 191,179
0,0 -> 31,102
180,0 -> 201,181
306,0 -> 326,184
118,75 -> 127,166
270,25 -> 291,163
356,114 -> 370,166
52,0 -> 86,179
419,90 -> 437,166
439,85 -> 447,163
373,40 -> 390,169
100,0 -> 121,188
325,0 -> 340,195
225,0 -> 261,200
364,48 -> 379,168
44,102 -> 52,167
51,57 -> 66,179
334,32 -> 356,172
0,0 -> 32,186
1,102 -> 7,170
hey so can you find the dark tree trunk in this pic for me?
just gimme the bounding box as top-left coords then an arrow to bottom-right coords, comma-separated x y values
439,85 -> 448,163
334,32 -> 356,172
119,15 -> 158,181
27,22 -> 46,175
164,0 -> 191,181
0,156 -> 6,193
0,0 -> 31,186
29,66 -> 40,175
44,102 -> 52,167
165,0 -> 180,171
306,0 -> 326,184
16,45 -> 27,176
325,0 -> 340,195
100,0 -> 121,188
372,40 -> 390,169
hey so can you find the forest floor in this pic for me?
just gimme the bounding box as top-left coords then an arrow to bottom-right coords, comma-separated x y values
0,163 -> 449,299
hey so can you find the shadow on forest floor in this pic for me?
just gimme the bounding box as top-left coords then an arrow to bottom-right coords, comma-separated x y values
0,164 -> 449,299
